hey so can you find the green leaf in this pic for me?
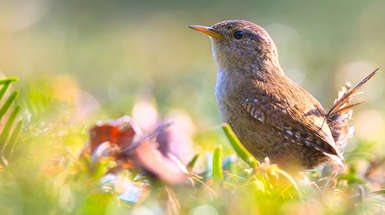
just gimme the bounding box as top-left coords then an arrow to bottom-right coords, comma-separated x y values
222,123 -> 258,168
212,146 -> 223,182
186,153 -> 200,171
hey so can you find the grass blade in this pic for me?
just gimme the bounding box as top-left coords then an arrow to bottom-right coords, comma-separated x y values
0,82 -> 11,102
372,190 -> 385,195
0,78 -> 18,102
0,90 -> 19,121
0,77 -> 18,85
212,146 -> 223,182
0,105 -> 21,152
4,120 -> 23,155
186,153 -> 200,171
222,123 -> 258,168
276,169 -> 300,197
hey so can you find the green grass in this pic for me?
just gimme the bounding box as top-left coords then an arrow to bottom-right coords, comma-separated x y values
0,78 -> 22,166
0,75 -> 383,215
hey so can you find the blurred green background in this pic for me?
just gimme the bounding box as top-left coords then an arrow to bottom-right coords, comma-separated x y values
2,0 -> 384,126
0,0 -> 384,214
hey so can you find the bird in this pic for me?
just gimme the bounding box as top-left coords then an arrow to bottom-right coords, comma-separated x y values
189,20 -> 378,171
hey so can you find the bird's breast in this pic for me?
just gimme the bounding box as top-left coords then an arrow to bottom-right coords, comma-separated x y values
215,69 -> 275,161
215,69 -> 246,123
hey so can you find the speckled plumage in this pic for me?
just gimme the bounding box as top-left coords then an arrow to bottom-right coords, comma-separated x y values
190,20 -> 377,170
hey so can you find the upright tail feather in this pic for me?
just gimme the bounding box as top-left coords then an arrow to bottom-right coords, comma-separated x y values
326,68 -> 379,149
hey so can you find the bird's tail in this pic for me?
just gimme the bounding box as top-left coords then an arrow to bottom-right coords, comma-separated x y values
326,68 -> 379,149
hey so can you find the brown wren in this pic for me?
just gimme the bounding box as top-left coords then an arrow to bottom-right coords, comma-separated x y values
189,20 -> 378,170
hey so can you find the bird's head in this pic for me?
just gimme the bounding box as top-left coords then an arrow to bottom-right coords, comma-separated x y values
189,20 -> 280,74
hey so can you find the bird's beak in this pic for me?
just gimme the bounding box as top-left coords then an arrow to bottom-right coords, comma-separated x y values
188,25 -> 224,39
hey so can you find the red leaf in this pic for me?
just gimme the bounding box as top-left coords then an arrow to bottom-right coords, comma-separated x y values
86,116 -> 188,184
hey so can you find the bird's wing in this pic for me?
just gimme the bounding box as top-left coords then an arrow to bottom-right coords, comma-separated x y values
239,79 -> 343,160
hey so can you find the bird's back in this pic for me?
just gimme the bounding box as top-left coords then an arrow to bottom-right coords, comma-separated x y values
216,67 -> 344,169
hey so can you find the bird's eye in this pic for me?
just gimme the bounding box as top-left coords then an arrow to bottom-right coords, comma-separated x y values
233,31 -> 244,39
